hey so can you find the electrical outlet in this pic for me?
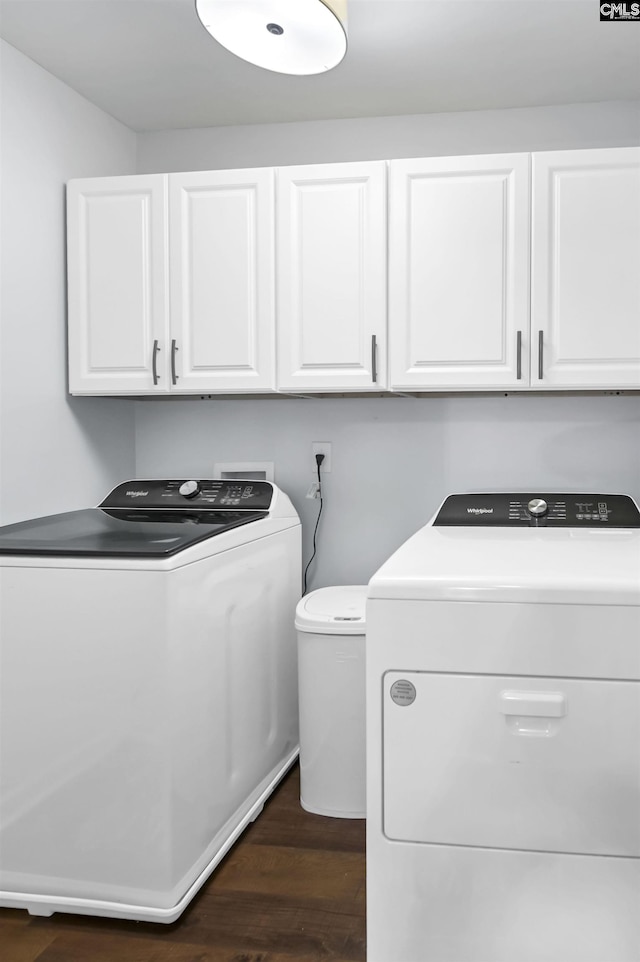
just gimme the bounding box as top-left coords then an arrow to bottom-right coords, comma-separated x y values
312,442 -> 332,473
306,482 -> 321,499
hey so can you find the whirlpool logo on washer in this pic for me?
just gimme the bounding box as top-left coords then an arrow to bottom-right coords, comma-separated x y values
600,2 -> 640,19
126,490 -> 149,497
467,507 -> 494,515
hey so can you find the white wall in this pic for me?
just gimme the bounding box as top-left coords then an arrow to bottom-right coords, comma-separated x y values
0,41 -> 137,524
137,100 -> 640,172
134,395 -> 640,590
134,100 -> 640,590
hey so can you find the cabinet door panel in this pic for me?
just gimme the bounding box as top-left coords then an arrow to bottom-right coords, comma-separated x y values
389,154 -> 530,390
277,162 -> 387,391
67,176 -> 169,394
532,148 -> 640,388
170,169 -> 275,392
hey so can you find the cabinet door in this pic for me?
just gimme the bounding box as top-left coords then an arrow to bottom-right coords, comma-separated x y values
67,175 -> 169,395
389,154 -> 530,390
277,161 -> 387,391
169,169 -> 275,393
532,147 -> 640,389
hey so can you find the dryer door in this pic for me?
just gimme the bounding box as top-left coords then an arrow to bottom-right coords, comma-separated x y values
383,671 -> 640,857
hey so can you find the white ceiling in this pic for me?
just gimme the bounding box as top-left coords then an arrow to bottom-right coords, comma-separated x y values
1,0 -> 639,133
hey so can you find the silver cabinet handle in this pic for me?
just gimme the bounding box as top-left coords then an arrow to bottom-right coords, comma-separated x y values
152,339 -> 160,385
516,330 -> 522,380
171,339 -> 179,385
538,330 -> 544,380
371,334 -> 378,384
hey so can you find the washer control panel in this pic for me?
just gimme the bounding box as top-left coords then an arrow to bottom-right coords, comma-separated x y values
434,493 -> 640,527
100,479 -> 274,511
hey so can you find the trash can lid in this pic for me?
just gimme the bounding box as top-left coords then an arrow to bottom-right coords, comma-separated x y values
295,585 -> 367,635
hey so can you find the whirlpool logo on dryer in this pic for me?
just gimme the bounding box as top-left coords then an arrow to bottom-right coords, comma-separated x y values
600,2 -> 640,19
467,507 -> 494,515
126,490 -> 149,497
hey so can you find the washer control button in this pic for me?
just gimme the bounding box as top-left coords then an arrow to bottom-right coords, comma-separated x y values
179,480 -> 201,499
527,498 -> 548,517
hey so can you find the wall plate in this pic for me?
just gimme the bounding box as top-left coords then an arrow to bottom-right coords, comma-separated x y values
213,461 -> 275,481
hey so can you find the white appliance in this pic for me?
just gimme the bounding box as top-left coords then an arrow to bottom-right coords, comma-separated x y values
366,492 -> 640,962
0,479 -> 300,923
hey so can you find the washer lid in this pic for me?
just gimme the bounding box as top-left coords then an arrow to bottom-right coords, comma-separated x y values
0,508 -> 266,558
296,585 -> 367,633
368,526 -> 640,606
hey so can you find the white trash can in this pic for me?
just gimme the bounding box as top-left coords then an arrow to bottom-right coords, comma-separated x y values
295,585 -> 367,819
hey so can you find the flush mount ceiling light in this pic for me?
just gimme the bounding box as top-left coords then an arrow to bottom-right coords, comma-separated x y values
195,0 -> 348,76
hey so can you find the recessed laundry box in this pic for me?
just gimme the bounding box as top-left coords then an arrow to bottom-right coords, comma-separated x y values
295,586 -> 367,818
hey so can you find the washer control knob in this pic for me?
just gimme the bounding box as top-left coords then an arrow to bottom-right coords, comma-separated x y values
528,498 -> 548,517
179,480 -> 201,499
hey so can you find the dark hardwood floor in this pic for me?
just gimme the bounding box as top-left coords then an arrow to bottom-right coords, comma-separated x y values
0,763 -> 366,962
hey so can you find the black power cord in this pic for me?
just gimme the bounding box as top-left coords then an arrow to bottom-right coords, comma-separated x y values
303,453 -> 325,594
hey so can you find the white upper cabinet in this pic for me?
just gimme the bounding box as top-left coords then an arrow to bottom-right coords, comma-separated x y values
531,147 -> 640,389
169,169 -> 275,392
67,175 -> 169,394
68,169 -> 275,395
68,148 -> 639,397
388,154 -> 531,390
276,161 -> 387,391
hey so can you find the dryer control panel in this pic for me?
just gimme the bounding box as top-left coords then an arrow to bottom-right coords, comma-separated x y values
100,479 -> 274,511
434,493 -> 640,527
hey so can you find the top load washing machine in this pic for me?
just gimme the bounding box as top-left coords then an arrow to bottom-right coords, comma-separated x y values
366,493 -> 640,962
0,479 -> 300,923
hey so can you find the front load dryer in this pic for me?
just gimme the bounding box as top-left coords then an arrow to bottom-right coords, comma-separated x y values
0,479 -> 300,923
366,493 -> 640,962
